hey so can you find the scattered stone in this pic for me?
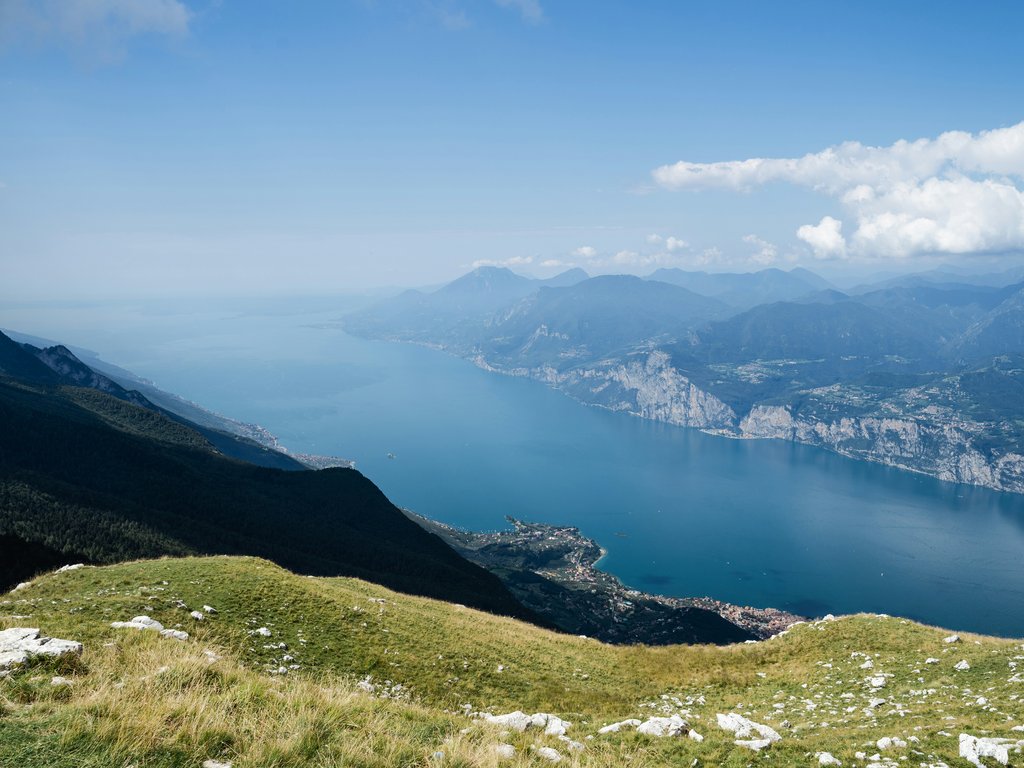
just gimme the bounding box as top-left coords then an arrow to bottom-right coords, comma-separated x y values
954,660 -> 971,671
877,736 -> 907,750
12,582 -> 31,592
944,635 -> 960,644
202,761 -> 232,768
869,675 -> 887,688
534,746 -> 563,763
598,719 -> 642,734
735,738 -> 773,751
637,715 -> 689,737
817,752 -> 842,766
481,711 -> 571,736
957,733 -> 1024,767
0,627 -> 83,671
716,712 -> 781,749
251,627 -> 272,637
110,616 -> 188,641
56,564 -> 85,573
493,744 -> 516,759
190,611 -> 205,621
50,676 -> 72,686
202,605 -> 218,614
925,658 -> 940,664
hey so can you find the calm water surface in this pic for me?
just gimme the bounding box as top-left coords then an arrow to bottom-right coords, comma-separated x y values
6,300 -> 1024,637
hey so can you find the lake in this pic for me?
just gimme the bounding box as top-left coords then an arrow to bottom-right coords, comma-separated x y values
5,298 -> 1024,637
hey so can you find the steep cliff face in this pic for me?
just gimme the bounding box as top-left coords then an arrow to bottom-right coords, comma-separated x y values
474,349 -> 1024,494
475,351 -> 736,430
739,404 -> 1024,493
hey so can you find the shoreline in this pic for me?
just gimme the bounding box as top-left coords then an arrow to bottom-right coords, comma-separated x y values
409,511 -> 802,644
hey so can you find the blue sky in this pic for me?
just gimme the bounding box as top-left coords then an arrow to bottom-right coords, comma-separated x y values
2,0 -> 1024,297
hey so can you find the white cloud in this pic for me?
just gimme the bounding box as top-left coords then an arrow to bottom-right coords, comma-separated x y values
665,236 -> 688,252
1,0 -> 191,60
851,176 -> 1024,258
742,234 -> 778,265
471,255 -> 534,268
645,233 -> 687,251
494,0 -> 544,24
652,122 -> 1024,259
612,249 -> 641,265
541,258 -> 572,268
797,216 -> 846,259
571,245 -> 597,259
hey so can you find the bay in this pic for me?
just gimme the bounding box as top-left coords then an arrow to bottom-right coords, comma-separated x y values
5,299 -> 1024,637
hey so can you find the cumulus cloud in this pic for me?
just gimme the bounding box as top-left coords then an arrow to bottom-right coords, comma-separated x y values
1,0 -> 192,61
494,0 -> 544,24
646,234 -> 688,251
796,216 -> 846,259
742,234 -> 779,265
571,245 -> 597,259
665,236 -> 688,252
652,122 -> 1024,259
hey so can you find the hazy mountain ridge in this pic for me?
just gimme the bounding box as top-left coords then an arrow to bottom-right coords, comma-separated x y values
346,267 -> 1024,493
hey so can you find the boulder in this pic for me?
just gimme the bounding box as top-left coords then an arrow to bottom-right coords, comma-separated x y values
110,616 -> 188,641
958,733 -> 1024,767
598,718 -> 642,734
716,712 -> 781,748
482,711 -> 571,736
637,715 -> 689,737
0,627 -> 82,671
534,746 -> 562,763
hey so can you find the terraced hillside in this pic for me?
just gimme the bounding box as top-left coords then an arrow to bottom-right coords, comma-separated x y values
2,557 -> 1023,767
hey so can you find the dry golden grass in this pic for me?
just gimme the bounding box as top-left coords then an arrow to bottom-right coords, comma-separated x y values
2,556 -> 1023,767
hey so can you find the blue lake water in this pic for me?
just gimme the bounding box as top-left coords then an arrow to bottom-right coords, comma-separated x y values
5,300 -> 1024,637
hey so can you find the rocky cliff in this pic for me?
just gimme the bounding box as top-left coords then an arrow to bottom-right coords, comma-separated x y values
472,350 -> 1024,494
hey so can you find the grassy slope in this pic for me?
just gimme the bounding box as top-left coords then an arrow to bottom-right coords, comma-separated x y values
3,557 -> 1023,767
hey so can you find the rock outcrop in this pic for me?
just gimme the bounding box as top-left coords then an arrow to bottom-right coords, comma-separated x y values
0,627 -> 82,672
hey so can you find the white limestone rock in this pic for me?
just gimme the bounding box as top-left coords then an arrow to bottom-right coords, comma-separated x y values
876,736 -> 907,750
534,746 -> 563,763
958,733 -> 1024,767
110,616 -> 188,641
0,627 -> 83,671
955,660 -> 971,671
735,738 -> 773,751
598,718 -> 642,734
716,712 -> 781,748
482,711 -> 571,736
817,752 -> 842,766
636,715 -> 689,737
493,744 -> 516,759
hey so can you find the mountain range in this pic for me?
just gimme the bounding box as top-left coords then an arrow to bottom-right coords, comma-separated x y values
345,265 -> 1024,492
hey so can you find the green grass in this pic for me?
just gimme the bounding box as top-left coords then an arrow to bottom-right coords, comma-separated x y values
3,556 -> 1023,766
